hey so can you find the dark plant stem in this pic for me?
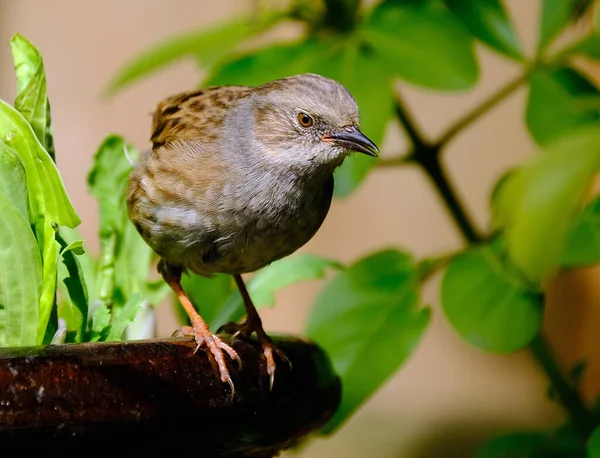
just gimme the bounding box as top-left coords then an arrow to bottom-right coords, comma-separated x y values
530,335 -> 597,439
414,147 -> 481,244
395,92 -> 481,244
392,76 -> 595,441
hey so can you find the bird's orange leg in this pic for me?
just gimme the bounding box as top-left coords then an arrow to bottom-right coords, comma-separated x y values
161,262 -> 241,397
231,274 -> 291,390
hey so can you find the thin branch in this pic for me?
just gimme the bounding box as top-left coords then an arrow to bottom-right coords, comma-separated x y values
434,71 -> 531,147
417,153 -> 482,244
530,335 -> 596,440
395,89 -> 428,149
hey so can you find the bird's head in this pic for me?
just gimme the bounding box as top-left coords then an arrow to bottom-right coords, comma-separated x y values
248,73 -> 379,174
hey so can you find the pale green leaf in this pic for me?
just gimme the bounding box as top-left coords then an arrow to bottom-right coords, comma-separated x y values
106,292 -> 144,341
10,33 -> 55,159
307,249 -> 430,432
56,231 -> 89,343
87,135 -> 133,237
0,99 -> 79,228
494,127 -> 600,283
37,221 -> 60,344
107,12 -> 284,95
88,304 -> 111,342
0,193 -> 42,347
0,140 -> 28,221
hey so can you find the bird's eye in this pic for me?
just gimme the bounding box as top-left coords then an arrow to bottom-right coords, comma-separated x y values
297,112 -> 314,128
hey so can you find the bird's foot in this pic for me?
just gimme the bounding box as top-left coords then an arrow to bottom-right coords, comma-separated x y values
176,319 -> 242,397
220,320 -> 291,390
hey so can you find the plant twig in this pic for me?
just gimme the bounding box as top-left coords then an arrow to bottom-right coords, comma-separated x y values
416,152 -> 482,244
395,90 -> 428,149
434,71 -> 531,147
530,334 -> 596,440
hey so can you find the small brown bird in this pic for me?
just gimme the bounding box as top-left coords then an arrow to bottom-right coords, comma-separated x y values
126,73 -> 378,393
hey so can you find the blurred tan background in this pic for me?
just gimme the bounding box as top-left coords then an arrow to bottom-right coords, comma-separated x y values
1,1 -> 598,456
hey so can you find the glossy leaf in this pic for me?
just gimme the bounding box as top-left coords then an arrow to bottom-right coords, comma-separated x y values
363,2 -> 478,90
474,432 -> 548,458
526,67 -> 600,145
0,192 -> 42,347
107,13 -> 284,95
56,232 -> 89,343
0,100 -> 79,229
210,253 -> 341,331
444,0 -> 523,60
11,33 -> 55,159
107,292 -> 144,341
441,248 -> 543,353
538,0 -> 581,53
0,140 -> 28,221
307,249 -> 430,432
494,127 -> 600,284
589,426 -> 600,458
561,195 -> 600,267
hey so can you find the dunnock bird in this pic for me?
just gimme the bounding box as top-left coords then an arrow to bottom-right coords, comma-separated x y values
126,73 -> 378,393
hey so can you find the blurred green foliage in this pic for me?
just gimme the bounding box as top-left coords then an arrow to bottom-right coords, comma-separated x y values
1,0 -> 600,455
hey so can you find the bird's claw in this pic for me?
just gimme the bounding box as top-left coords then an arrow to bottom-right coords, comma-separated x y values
178,323 -> 240,398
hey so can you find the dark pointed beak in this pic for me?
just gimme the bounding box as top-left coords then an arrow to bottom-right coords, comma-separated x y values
322,126 -> 379,157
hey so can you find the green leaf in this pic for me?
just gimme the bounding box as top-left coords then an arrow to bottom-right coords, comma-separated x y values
57,226 -> 96,303
538,0 -> 582,53
0,99 -> 79,229
210,254 -> 342,331
106,12 -> 284,95
0,140 -> 28,221
106,292 -> 144,341
56,232 -> 88,343
526,67 -> 600,145
88,304 -> 111,342
206,38 -> 333,86
307,249 -> 430,432
474,432 -> 548,458
87,135 -> 133,237
561,195 -> 600,267
567,33 -> 600,60
10,34 -> 55,159
37,222 -> 60,344
588,426 -> 600,458
363,2 -> 479,90
0,192 -> 42,347
494,127 -> 600,284
443,0 -> 523,60
441,247 -> 543,353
